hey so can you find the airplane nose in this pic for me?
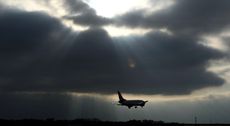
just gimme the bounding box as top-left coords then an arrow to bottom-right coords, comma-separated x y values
141,101 -> 146,106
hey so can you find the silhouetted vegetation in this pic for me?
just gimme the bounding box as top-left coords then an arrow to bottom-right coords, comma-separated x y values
0,119 -> 226,126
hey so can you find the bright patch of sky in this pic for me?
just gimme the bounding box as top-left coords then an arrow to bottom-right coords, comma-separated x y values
201,36 -> 228,52
84,0 -> 175,18
83,0 -> 149,18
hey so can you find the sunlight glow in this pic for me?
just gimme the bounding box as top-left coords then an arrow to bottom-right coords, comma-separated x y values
201,35 -> 227,51
84,0 -> 149,18
104,26 -> 152,37
63,19 -> 88,31
84,0 -> 175,18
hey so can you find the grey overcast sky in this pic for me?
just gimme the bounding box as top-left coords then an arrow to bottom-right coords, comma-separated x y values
1,0 -> 230,123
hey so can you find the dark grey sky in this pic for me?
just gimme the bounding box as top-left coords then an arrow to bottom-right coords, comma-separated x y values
0,0 -> 230,123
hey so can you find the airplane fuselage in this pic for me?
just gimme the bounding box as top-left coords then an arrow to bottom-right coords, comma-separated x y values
117,91 -> 148,109
120,100 -> 147,108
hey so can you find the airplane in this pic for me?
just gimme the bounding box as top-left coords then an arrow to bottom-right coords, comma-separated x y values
117,91 -> 148,109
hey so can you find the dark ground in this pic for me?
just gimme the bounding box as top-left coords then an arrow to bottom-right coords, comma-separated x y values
0,119 -> 227,126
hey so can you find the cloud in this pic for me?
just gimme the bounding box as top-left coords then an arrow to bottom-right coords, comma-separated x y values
0,8 -> 122,93
64,13 -> 113,26
0,8 -> 68,92
63,0 -> 112,26
0,9 -> 64,74
0,6 -> 226,95
61,0 -> 230,34
63,0 -> 94,14
112,32 -> 225,94
115,0 -> 230,35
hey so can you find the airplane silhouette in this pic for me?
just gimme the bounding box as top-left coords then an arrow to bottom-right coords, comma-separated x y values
117,91 -> 148,109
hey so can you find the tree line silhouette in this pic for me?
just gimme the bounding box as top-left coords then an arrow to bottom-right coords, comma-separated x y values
0,118 -> 225,126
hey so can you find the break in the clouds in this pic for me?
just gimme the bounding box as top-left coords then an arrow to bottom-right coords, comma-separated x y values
0,4 -> 226,95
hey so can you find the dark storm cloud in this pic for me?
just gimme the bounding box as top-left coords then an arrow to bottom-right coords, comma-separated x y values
112,32 -> 224,94
115,0 -> 230,35
0,10 -> 61,52
63,0 -> 94,14
0,9 -> 65,76
0,8 -> 67,92
63,0 -> 112,26
64,13 -> 113,26
0,8 -> 122,93
0,6 -> 225,95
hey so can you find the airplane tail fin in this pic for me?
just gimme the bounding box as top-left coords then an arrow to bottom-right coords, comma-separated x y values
118,91 -> 126,103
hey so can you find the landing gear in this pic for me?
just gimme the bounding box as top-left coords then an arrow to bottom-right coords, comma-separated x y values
135,106 -> 137,108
